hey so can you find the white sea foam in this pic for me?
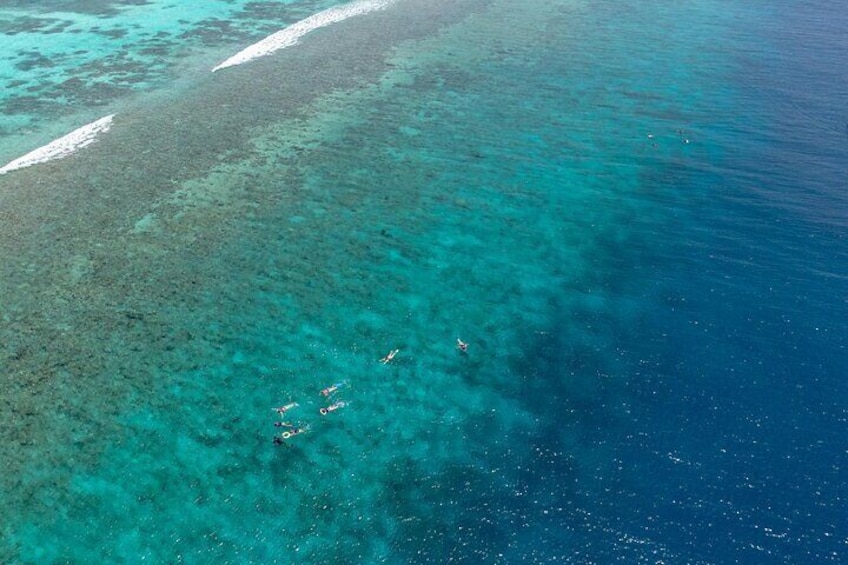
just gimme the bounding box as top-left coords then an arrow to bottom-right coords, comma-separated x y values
0,114 -> 115,175
212,0 -> 397,72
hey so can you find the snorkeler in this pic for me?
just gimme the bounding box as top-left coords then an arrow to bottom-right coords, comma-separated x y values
456,338 -> 468,353
379,349 -> 399,364
320,382 -> 347,397
319,400 -> 346,416
274,425 -> 308,444
281,426 -> 307,439
271,402 -> 298,415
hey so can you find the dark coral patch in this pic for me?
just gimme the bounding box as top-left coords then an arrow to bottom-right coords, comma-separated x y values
14,53 -> 57,72
0,16 -> 67,35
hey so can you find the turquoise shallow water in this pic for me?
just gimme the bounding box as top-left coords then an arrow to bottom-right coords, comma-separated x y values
1,0 -> 846,562
0,0 -> 343,158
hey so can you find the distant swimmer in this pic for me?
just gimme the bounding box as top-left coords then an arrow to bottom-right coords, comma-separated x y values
320,382 -> 347,397
380,349 -> 399,364
319,400 -> 346,416
272,402 -> 299,415
456,338 -> 468,353
274,425 -> 308,445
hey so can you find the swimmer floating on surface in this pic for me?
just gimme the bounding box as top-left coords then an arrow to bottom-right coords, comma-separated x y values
456,338 -> 468,353
271,402 -> 298,415
319,400 -> 346,416
273,423 -> 308,445
320,381 -> 347,397
379,349 -> 399,364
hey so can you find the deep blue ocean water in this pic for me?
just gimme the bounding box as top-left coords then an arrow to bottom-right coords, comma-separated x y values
0,0 -> 845,563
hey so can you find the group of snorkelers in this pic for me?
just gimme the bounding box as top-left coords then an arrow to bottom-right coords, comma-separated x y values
271,385 -> 345,445
271,381 -> 349,445
272,339 -> 468,445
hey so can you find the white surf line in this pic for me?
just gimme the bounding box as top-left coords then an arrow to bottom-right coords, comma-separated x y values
0,114 -> 115,175
212,0 -> 397,72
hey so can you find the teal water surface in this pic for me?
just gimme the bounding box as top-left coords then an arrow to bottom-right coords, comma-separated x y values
1,0 -> 845,562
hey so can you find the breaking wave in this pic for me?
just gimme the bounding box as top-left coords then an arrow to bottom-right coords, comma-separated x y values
212,0 -> 397,72
0,114 -> 115,175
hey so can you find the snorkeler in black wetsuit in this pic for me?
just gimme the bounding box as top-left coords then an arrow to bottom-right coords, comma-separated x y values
274,423 -> 307,445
